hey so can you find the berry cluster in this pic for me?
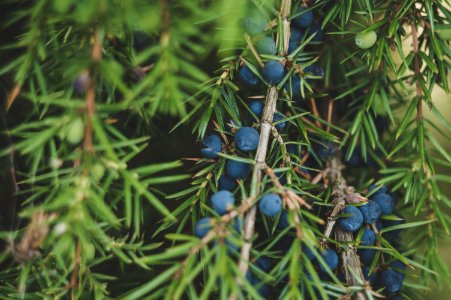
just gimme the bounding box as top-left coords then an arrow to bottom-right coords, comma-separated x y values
190,2 -> 407,299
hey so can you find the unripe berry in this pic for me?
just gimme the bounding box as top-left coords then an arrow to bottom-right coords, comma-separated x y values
218,174 -> 237,191
355,31 -> 377,49
243,11 -> 266,36
255,37 -> 277,55
194,217 -> 212,238
66,117 -> 85,145
211,190 -> 235,215
235,127 -> 260,152
318,249 -> 339,273
259,193 -> 282,217
91,163 -> 105,181
201,134 -> 222,158
238,64 -> 259,87
226,159 -> 251,179
337,206 -> 364,232
360,200 -> 382,224
262,61 -> 285,84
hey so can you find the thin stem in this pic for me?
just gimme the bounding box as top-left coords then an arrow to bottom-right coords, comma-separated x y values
410,21 -> 423,120
237,0 -> 292,288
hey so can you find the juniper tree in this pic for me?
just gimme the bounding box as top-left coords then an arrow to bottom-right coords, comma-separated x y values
0,0 -> 450,300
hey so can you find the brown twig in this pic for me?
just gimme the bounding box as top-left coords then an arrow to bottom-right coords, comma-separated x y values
322,155 -> 368,300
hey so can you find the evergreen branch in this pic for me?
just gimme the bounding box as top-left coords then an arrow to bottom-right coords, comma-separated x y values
410,20 -> 423,120
323,155 -> 367,300
237,85 -> 278,279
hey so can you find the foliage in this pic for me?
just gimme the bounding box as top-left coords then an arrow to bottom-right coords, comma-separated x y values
0,0 -> 450,299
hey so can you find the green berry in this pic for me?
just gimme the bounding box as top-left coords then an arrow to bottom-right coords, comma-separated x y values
66,117 -> 84,145
355,31 -> 377,49
92,163 -> 105,181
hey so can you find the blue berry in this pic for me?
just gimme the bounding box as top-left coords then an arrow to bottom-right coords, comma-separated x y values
256,257 -> 272,272
360,200 -> 382,224
259,193 -> 282,217
235,127 -> 260,152
247,101 -> 264,121
226,159 -> 251,179
361,228 -> 376,246
201,134 -> 222,158
218,174 -> 237,191
368,184 -> 389,196
278,210 -> 290,229
316,139 -> 336,160
345,148 -> 363,167
319,249 -> 339,273
288,27 -> 304,53
382,214 -> 405,240
362,266 -> 376,285
358,248 -> 376,264
243,11 -> 266,36
256,37 -> 277,55
304,65 -> 324,80
211,190 -> 235,215
293,6 -> 314,29
72,73 -> 90,96
303,245 -> 315,261
283,75 -> 301,100
194,217 -> 212,238
309,23 -> 324,41
372,193 -> 395,215
239,64 -> 259,87
273,112 -> 286,131
262,61 -> 285,84
337,206 -> 363,232
379,269 -> 404,293
287,144 -> 300,156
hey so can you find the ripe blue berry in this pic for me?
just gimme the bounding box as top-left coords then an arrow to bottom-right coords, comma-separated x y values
218,174 -> 237,191
304,64 -> 324,80
293,6 -> 313,29
256,257 -> 272,272
362,266 -> 376,285
283,75 -> 301,99
372,193 -> 395,215
235,127 -> 260,152
226,159 -> 251,179
239,64 -> 259,87
345,148 -> 363,167
337,206 -> 363,232
273,112 -> 286,131
382,214 -> 405,240
309,23 -> 324,41
303,245 -> 315,261
201,134 -> 222,158
243,11 -> 266,36
194,217 -> 212,238
361,228 -> 376,246
72,73 -> 90,96
319,249 -> 339,273
262,61 -> 285,84
211,190 -> 235,215
248,101 -> 264,121
316,139 -> 336,160
287,144 -> 300,156
360,200 -> 382,224
368,184 -> 389,196
358,248 -> 376,264
379,269 -> 404,293
288,27 -> 304,53
255,37 -> 277,55
278,210 -> 290,229
259,193 -> 282,217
